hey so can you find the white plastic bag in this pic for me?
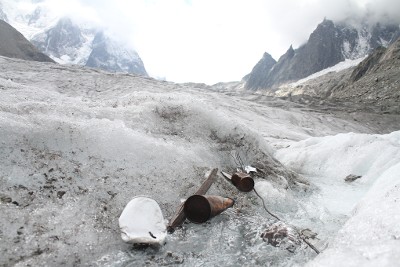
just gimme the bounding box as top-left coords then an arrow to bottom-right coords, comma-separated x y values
119,196 -> 167,245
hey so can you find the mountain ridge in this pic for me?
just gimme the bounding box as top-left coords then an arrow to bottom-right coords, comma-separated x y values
0,1 -> 148,76
245,18 -> 400,90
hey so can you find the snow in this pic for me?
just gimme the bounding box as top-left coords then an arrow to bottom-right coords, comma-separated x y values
289,57 -> 365,87
275,131 -> 400,266
0,56 -> 399,266
306,162 -> 400,267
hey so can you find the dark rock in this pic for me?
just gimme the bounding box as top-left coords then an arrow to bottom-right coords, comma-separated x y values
0,195 -> 12,203
344,174 -> 362,182
57,191 -> 66,199
0,20 -> 54,62
350,46 -> 386,82
245,52 -> 276,89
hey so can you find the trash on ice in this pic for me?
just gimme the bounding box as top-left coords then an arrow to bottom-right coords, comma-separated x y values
119,196 -> 167,245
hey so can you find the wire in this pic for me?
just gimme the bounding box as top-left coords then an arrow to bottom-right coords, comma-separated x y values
253,187 -> 281,221
253,187 -> 320,254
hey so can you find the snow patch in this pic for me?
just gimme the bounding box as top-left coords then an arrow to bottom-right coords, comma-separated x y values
289,57 -> 365,87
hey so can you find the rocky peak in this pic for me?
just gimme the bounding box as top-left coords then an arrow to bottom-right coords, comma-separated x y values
278,45 -> 295,61
85,31 -> 148,76
244,18 -> 400,90
31,17 -> 86,62
244,52 -> 276,88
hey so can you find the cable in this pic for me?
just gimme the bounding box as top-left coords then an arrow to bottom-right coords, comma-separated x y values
253,187 -> 320,254
253,187 -> 281,221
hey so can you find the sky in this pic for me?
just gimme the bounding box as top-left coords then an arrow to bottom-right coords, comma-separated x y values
7,0 -> 400,84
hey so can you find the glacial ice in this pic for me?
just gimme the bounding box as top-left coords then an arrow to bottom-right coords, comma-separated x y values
0,56 -> 399,266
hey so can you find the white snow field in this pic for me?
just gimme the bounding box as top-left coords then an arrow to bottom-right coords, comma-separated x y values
0,56 -> 399,266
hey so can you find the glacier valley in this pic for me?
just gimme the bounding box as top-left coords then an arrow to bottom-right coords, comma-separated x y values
0,56 -> 399,266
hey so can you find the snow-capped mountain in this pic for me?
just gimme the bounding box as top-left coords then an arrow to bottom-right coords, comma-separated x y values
0,4 -> 7,22
86,32 -> 148,76
31,17 -> 92,65
0,0 -> 148,76
245,18 -> 400,90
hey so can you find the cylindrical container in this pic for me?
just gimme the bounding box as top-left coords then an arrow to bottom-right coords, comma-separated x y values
183,195 -> 234,223
231,172 -> 254,192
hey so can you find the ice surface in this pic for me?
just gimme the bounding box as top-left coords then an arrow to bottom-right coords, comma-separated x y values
307,162 -> 400,267
275,131 -> 400,266
0,56 -> 399,266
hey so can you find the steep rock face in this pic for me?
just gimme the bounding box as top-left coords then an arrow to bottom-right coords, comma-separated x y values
245,19 -> 400,90
31,17 -> 87,63
244,52 -> 276,87
349,46 -> 387,82
86,32 -> 148,76
0,19 -> 54,62
332,36 -> 400,107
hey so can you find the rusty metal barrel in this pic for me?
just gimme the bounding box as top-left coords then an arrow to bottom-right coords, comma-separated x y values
183,195 -> 234,223
231,172 -> 254,192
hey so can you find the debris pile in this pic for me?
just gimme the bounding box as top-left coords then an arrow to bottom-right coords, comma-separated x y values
261,221 -> 301,252
118,167 -> 324,256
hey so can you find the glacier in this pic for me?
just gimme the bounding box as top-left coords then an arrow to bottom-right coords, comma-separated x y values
0,55 -> 399,266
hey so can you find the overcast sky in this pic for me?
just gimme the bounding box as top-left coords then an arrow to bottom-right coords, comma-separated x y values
16,0 -> 400,84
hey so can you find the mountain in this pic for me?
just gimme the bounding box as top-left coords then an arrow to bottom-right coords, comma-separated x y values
31,17 -> 89,64
0,19 -> 54,62
0,4 -> 7,22
245,19 -> 400,90
86,32 -> 148,76
243,52 -> 276,88
332,36 -> 400,107
273,36 -> 400,115
0,0 -> 148,76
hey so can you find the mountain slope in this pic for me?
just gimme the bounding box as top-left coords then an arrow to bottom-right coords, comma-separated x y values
31,17 -> 89,64
331,37 -> 400,105
86,32 -> 148,76
273,36 -> 400,115
243,52 -> 276,88
0,19 -> 54,62
245,19 -> 400,90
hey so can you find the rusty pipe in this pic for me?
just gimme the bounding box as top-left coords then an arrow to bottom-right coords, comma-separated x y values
183,195 -> 234,223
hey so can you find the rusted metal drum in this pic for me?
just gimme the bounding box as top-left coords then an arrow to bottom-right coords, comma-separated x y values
231,172 -> 254,192
183,195 -> 234,223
